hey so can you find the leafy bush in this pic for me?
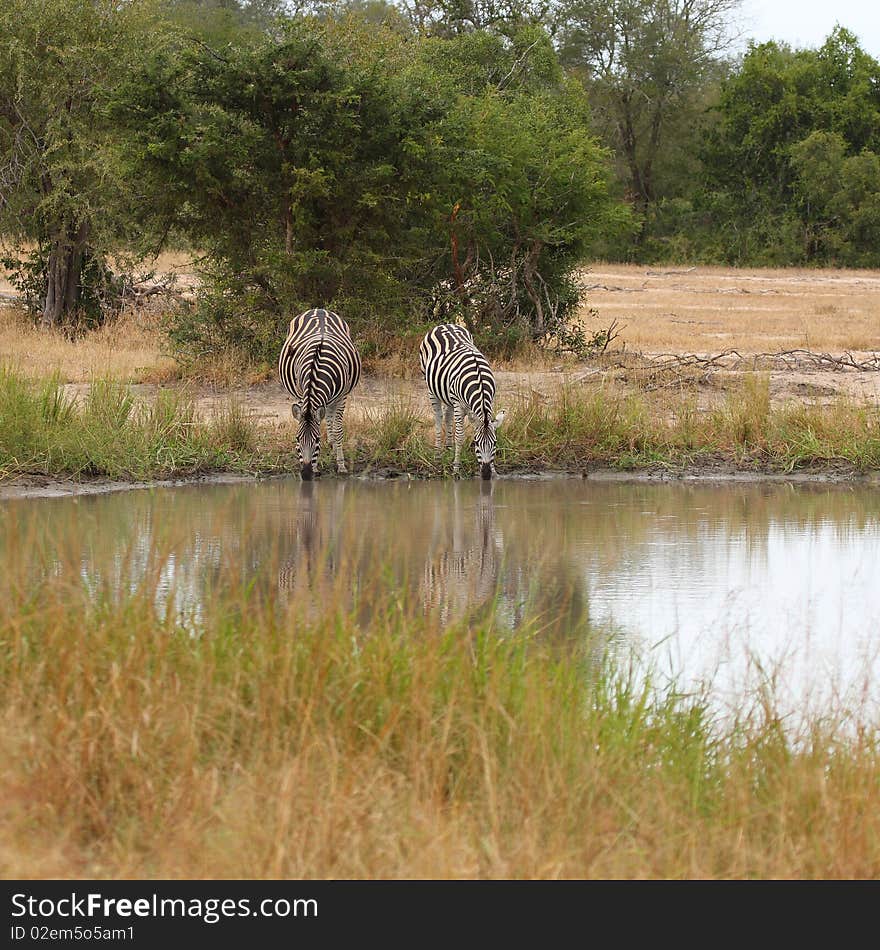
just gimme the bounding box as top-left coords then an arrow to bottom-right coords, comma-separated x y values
116,17 -> 623,361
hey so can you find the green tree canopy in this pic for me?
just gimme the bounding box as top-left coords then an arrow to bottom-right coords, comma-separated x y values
0,0 -> 157,326
116,14 -> 623,360
557,0 -> 740,228
698,27 -> 880,264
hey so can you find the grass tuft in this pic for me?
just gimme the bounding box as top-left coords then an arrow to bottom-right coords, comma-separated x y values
0,368 -> 276,481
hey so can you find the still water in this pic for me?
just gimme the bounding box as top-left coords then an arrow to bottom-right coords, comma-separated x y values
3,476 -> 880,715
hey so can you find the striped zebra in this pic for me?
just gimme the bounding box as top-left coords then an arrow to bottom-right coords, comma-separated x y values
278,308 -> 361,480
419,324 -> 505,479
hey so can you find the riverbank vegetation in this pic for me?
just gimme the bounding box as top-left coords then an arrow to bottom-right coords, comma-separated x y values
2,544 -> 878,878
0,369 -> 270,481
4,0 -> 880,885
2,368 -> 878,484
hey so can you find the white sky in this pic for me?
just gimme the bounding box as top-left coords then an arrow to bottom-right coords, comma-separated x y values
733,0 -> 880,59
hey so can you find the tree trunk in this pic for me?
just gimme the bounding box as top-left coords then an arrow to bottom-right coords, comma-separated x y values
522,240 -> 544,336
40,221 -> 90,328
284,204 -> 293,255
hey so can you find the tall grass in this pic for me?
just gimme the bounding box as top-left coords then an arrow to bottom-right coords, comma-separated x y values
491,376 -> 880,473
2,537 -> 879,879
0,368 -> 277,481
346,378 -> 879,475
2,368 -> 879,483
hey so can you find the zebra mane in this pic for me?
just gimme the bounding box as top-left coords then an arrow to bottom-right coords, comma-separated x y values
302,325 -> 325,420
469,349 -> 492,425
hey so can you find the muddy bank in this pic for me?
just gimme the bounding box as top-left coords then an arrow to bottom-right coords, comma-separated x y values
3,463 -> 879,501
0,472 -> 266,500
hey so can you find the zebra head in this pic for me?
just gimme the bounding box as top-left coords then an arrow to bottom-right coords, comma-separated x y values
292,403 -> 322,480
473,410 -> 506,479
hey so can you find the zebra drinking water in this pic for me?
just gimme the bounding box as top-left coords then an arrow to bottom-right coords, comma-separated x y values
419,324 -> 505,479
278,308 -> 361,480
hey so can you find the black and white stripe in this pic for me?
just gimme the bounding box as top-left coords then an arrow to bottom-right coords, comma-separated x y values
278,308 -> 361,480
419,324 -> 505,479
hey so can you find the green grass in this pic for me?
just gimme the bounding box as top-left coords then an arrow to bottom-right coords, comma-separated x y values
0,368 -> 283,481
2,369 -> 879,484
489,377 -> 880,474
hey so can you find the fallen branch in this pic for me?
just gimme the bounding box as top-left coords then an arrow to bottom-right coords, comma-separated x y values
756,349 -> 880,371
622,349 -> 880,372
581,282 -> 648,293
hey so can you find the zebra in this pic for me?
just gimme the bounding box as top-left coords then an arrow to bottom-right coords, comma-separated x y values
278,308 -> 361,480
419,324 -> 505,479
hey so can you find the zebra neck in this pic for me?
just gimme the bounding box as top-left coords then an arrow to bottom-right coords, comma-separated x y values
470,351 -> 492,425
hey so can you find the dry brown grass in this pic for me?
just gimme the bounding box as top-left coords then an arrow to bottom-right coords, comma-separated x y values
0,248 -> 197,383
0,306 -> 177,383
2,261 -> 880,403
2,557 -> 879,880
579,263 -> 880,354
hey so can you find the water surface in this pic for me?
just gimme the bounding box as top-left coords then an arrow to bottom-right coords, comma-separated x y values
3,476 -> 879,716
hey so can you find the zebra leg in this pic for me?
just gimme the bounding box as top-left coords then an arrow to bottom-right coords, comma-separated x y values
327,397 -> 349,473
429,395 -> 444,455
444,404 -> 454,449
453,403 -> 466,476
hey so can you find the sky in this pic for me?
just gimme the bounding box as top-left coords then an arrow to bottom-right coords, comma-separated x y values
733,0 -> 880,59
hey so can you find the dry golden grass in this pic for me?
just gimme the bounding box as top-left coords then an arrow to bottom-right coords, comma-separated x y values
0,248 -> 196,383
0,306 -> 177,383
2,262 -> 879,405
579,263 -> 880,354
2,553 -> 879,879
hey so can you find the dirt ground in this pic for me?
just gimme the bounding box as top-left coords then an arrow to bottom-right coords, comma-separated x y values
570,263 -> 880,410
3,261 -> 880,416
124,263 -> 880,419
580,263 -> 880,352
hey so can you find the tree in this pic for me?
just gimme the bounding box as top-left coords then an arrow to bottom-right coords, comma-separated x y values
556,0 -> 740,230
114,15 -> 457,358
0,0 -> 155,328
698,28 -> 880,264
424,35 -> 625,340
790,131 -> 880,264
116,15 -> 623,359
390,0 -> 554,37
162,0 -> 291,38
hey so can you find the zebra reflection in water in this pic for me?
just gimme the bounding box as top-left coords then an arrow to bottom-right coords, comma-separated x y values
277,480 -> 346,598
421,480 -> 504,627
274,481 -> 592,643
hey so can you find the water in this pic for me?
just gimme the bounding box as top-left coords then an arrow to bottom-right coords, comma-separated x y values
3,476 -> 880,716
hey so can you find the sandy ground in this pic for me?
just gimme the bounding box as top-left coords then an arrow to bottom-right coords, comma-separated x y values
579,263 -> 880,353
180,364 -> 880,425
